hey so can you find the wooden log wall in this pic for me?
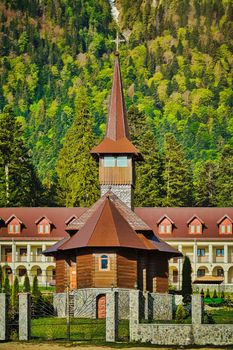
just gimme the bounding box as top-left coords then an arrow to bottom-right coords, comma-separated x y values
117,250 -> 137,288
93,253 -> 117,287
55,253 -> 68,293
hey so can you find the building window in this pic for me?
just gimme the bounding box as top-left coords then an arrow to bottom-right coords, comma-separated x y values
189,219 -> 202,234
197,269 -> 205,277
116,156 -> 127,167
37,248 -> 42,255
38,221 -> 50,234
158,220 -> 172,234
20,248 -> 27,256
18,268 -> 27,277
197,248 -> 205,257
216,248 -> 224,257
8,223 -> 20,234
219,219 -> 232,235
217,268 -> 224,277
100,255 -> 109,270
159,224 -> 165,233
103,156 -> 115,167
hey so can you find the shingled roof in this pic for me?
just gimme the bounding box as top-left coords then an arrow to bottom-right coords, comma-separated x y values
66,191 -> 150,231
44,192 -> 181,256
91,54 -> 140,157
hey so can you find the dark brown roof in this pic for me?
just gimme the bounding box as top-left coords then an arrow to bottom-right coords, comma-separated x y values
135,207 -> 233,240
0,207 -> 87,240
91,55 -> 140,157
193,276 -> 224,284
60,196 -> 147,250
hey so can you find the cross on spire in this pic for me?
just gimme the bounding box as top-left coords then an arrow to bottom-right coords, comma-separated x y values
111,32 -> 125,53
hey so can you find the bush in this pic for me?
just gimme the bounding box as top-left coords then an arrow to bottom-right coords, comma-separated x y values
206,288 -> 210,298
200,288 -> 204,295
182,256 -> 192,299
212,289 -> 218,299
175,304 -> 187,324
221,291 -> 225,299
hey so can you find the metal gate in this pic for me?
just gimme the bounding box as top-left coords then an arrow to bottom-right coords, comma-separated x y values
31,292 -> 106,341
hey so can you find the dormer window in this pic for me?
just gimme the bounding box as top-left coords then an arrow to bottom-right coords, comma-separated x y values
157,215 -> 174,234
218,215 -> 233,235
187,216 -> 204,234
6,215 -> 22,234
35,216 -> 52,234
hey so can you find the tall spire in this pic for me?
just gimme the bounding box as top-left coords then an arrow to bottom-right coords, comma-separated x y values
91,52 -> 140,157
106,53 -> 130,141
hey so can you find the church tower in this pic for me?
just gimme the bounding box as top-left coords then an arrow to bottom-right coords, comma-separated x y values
91,52 -> 141,208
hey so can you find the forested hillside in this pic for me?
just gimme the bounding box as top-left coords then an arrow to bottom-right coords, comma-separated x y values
0,0 -> 232,207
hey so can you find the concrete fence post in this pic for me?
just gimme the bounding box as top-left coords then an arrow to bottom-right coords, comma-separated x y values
192,294 -> 204,324
0,293 -> 7,340
106,291 -> 118,342
19,293 -> 31,340
129,290 -> 140,342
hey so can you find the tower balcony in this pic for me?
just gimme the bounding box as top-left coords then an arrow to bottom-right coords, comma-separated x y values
99,166 -> 133,185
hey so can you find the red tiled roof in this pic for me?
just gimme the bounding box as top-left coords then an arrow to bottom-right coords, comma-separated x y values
0,207 -> 87,239
91,54 -> 140,157
135,207 -> 233,240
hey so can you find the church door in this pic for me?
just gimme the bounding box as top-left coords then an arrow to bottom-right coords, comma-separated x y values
97,294 -> 106,319
69,262 -> 77,290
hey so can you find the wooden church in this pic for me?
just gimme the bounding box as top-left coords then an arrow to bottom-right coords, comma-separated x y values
45,51 -> 181,293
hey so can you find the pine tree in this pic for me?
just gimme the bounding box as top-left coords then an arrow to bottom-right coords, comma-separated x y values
3,273 -> 11,296
162,133 -> 192,206
0,107 -> 44,206
32,275 -> 41,298
193,160 -> 217,206
11,276 -> 19,311
182,256 -> 192,300
128,105 -> 163,206
56,86 -> 99,207
23,274 -> 31,292
216,145 -> 233,206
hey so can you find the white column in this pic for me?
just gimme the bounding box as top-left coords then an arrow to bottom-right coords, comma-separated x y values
12,241 -> 16,263
178,244 -> 183,289
193,240 -> 197,280
208,244 -> 213,264
27,244 -> 31,263
224,244 -> 228,264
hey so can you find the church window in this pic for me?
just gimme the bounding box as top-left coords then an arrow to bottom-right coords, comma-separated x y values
100,255 -> 109,270
104,156 -> 115,167
116,156 -> 127,167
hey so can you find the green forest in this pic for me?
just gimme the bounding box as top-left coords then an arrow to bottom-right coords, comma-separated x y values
0,0 -> 232,207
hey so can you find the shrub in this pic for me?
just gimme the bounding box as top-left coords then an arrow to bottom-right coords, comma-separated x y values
200,288 -> 204,295
175,304 -> 187,324
212,289 -> 218,299
221,291 -> 225,299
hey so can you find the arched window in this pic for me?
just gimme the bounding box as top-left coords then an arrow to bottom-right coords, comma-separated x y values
100,255 -> 109,270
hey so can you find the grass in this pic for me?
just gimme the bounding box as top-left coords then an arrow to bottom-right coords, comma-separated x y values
31,317 -> 129,341
209,308 -> 233,324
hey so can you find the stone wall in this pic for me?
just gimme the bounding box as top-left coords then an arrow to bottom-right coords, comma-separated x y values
129,290 -> 233,346
53,292 -> 67,317
101,185 -> 132,208
149,293 -> 173,320
0,293 -> 6,340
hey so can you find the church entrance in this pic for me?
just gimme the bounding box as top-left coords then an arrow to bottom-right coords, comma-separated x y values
97,294 -> 106,319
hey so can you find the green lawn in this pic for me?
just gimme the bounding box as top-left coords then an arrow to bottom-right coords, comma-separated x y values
31,317 -> 129,341
209,308 -> 233,324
